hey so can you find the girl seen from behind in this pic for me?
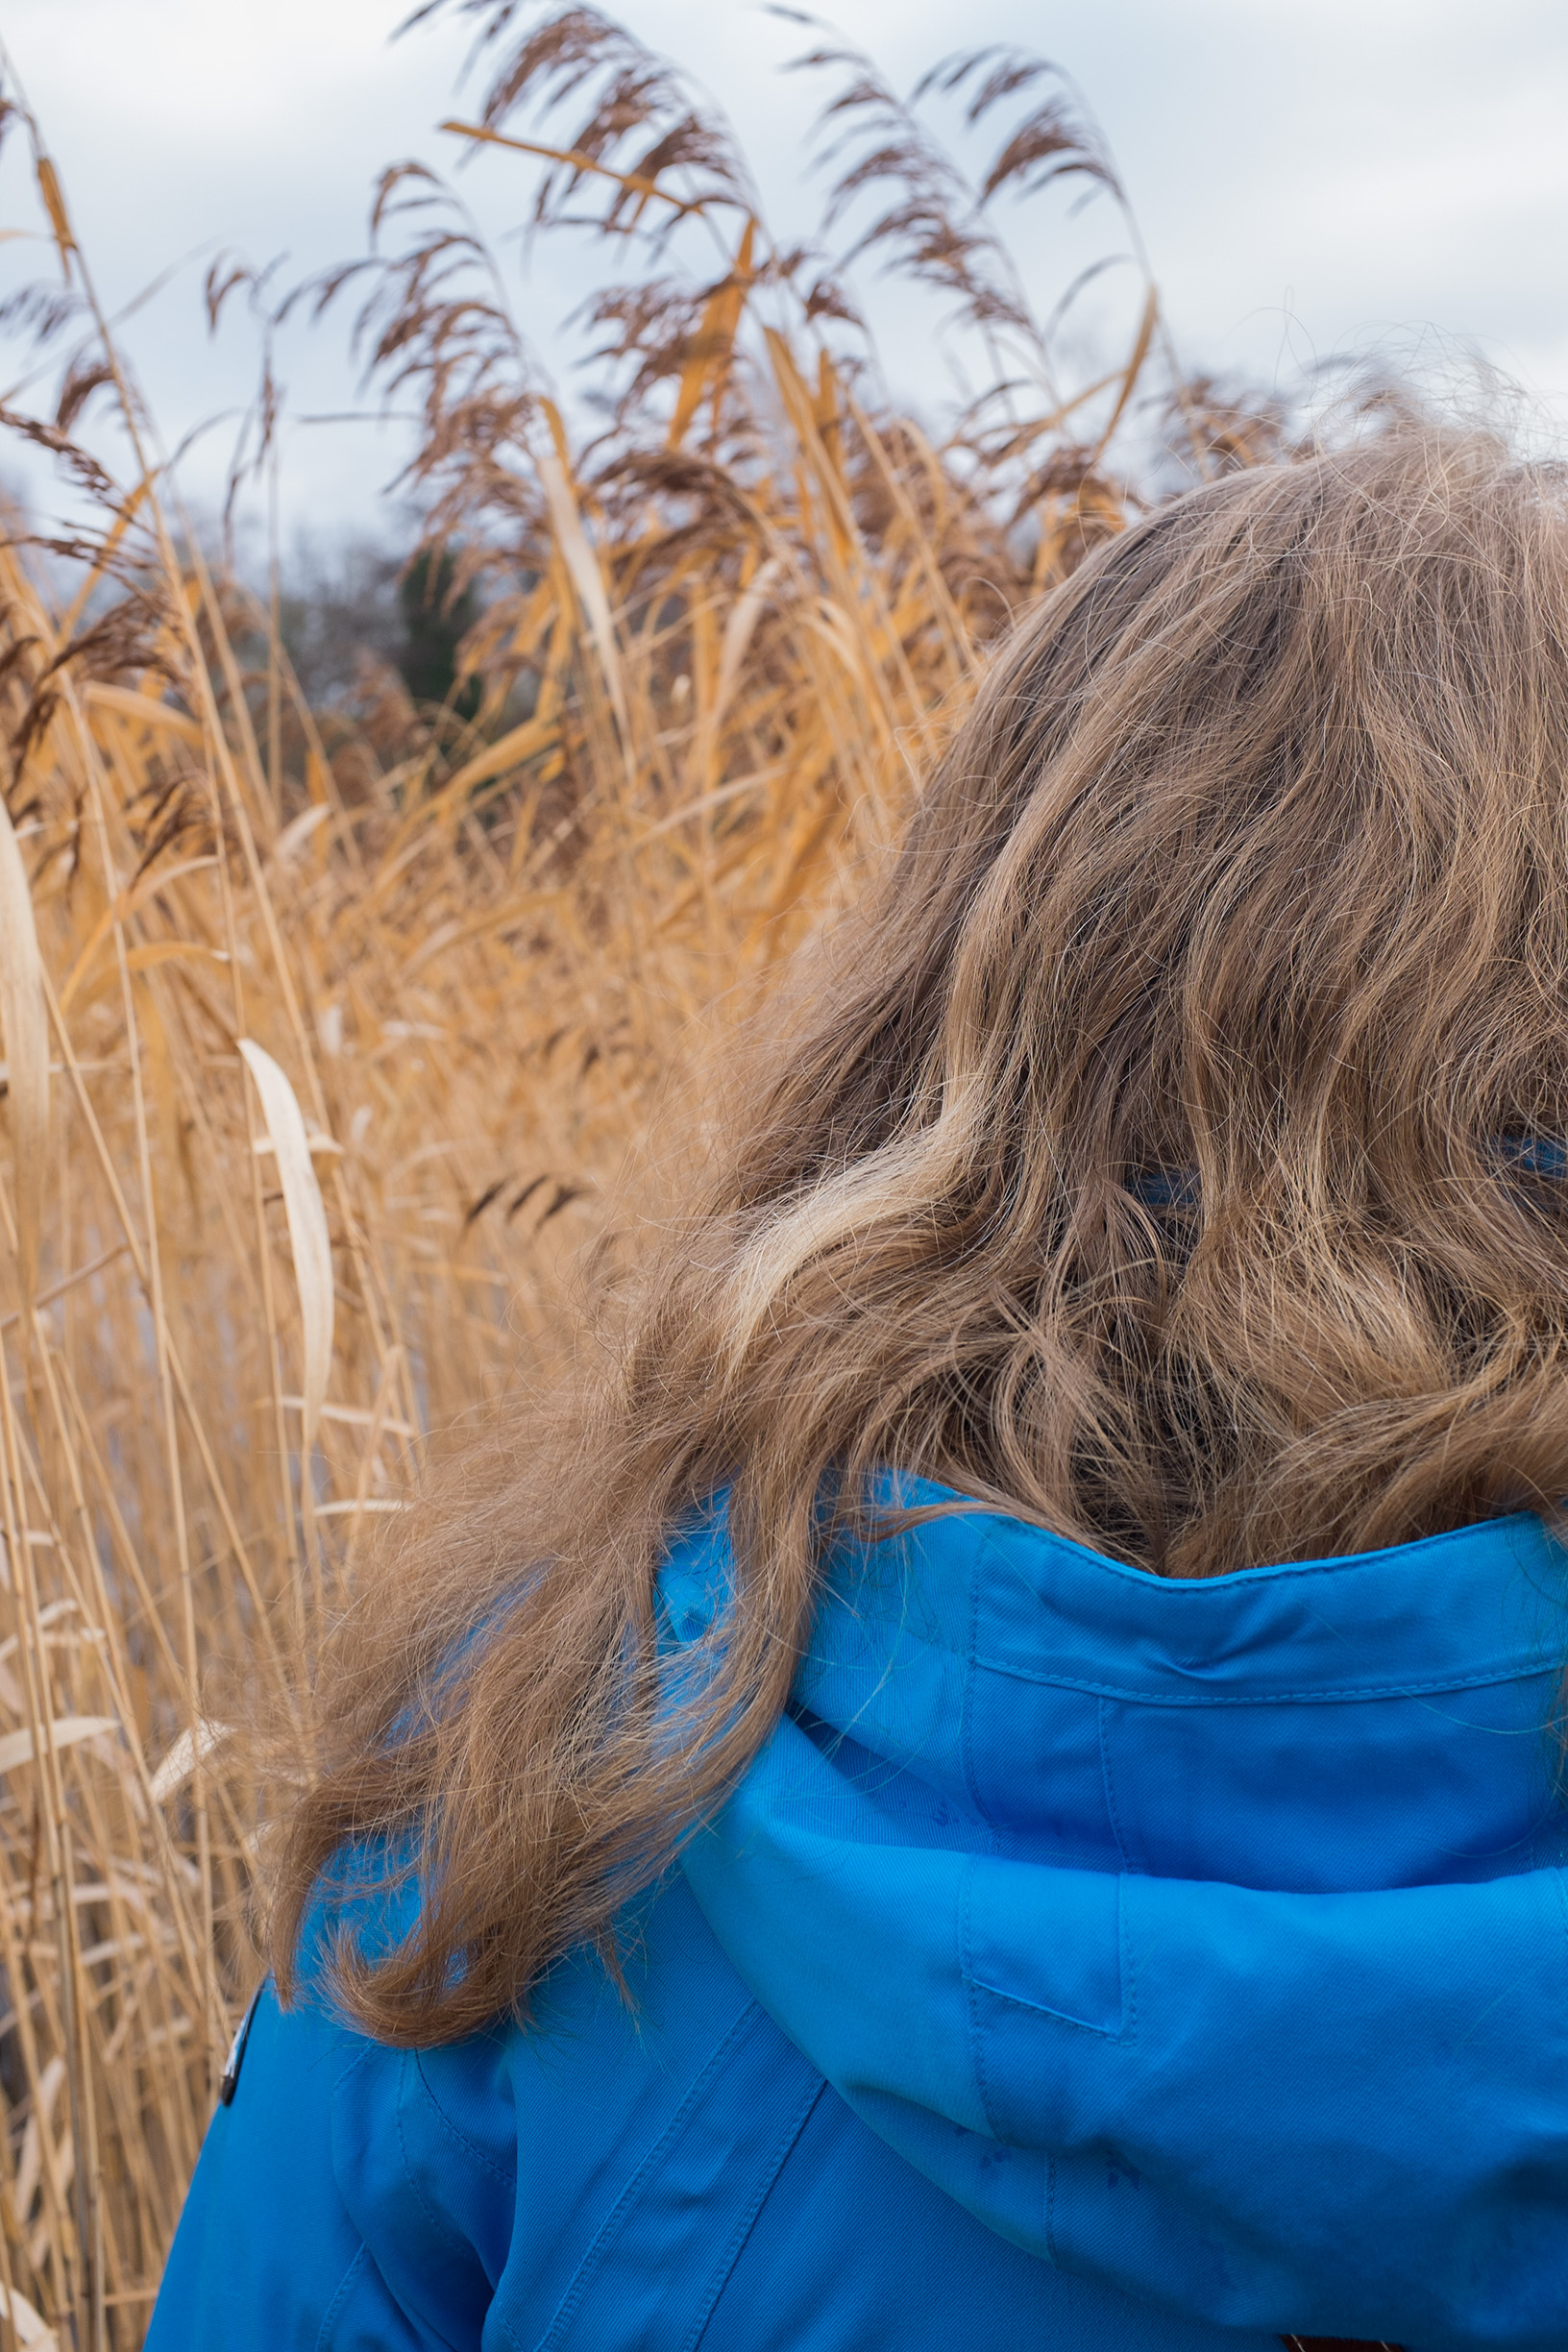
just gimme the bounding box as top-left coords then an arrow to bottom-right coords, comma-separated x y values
152,427 -> 1568,2352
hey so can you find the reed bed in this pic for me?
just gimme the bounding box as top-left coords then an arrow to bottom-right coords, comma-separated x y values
0,7 -> 1268,2339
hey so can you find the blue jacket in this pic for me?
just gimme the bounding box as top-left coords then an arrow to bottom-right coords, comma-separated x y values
150,1482 -> 1568,2349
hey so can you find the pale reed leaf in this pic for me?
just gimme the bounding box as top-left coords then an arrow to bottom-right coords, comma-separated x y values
82,680 -> 204,747
270,803 -> 331,864
12,2058 -> 62,2235
277,1394 -> 418,1436
437,714 -> 552,803
0,788 -> 50,1301
690,555 -> 790,787
537,436 -> 631,743
0,1715 -> 119,1777
253,1130 -> 343,1158
35,156 -> 76,266
148,1719 -> 233,1805
0,2279 -> 59,2347
715,555 -> 788,725
238,1040 -> 335,1452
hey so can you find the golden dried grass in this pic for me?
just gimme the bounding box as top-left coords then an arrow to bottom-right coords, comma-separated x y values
0,9 -> 1275,2339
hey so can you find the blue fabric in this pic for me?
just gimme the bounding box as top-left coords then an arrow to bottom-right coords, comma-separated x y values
150,1487 -> 1568,2350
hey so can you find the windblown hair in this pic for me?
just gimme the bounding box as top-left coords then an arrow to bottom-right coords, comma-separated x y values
275,425 -> 1568,2043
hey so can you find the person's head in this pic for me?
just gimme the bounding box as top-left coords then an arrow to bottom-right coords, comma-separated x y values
277,421 -> 1568,2040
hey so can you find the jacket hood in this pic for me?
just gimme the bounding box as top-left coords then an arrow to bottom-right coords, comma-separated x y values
662,1482 -> 1568,2351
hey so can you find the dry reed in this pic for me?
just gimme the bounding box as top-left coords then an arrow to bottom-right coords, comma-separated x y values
0,7 -> 1267,2339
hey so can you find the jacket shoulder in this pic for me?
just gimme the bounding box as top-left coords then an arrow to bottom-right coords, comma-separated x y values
150,1874 -> 816,2350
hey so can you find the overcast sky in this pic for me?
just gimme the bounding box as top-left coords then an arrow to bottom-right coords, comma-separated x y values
3,0 -> 1567,551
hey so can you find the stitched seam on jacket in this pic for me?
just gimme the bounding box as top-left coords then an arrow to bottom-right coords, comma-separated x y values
968,1972 -> 1124,2039
683,2074 -> 830,2352
960,1543 -> 1000,1835
971,1660 -> 1554,1703
837,1591 -> 1559,1671
918,1527 -> 1568,1687
529,2001 -> 764,2352
1119,1871 -> 1139,2047
815,1561 -> 1561,1698
389,2054 -> 489,2350
394,2057 -> 476,2253
959,1851 -> 1006,2138
411,2049 -> 518,2189
316,2244 -> 368,2352
968,1514 -> 1558,1592
1098,1697 -> 1133,1870
964,1869 -> 1129,2045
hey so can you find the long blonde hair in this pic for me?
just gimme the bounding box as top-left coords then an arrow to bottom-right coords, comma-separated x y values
275,425 -> 1568,2043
